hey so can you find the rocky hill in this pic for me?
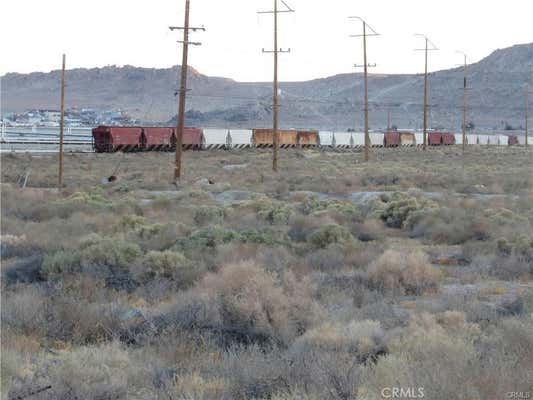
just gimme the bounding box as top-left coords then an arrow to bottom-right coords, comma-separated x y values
2,43 -> 532,130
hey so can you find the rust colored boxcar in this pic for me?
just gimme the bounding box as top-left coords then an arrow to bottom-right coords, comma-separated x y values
252,129 -> 299,148
399,132 -> 416,146
428,132 -> 443,146
92,126 -> 143,152
441,133 -> 455,145
142,127 -> 173,151
297,130 -> 319,147
508,135 -> 519,146
384,132 -> 401,147
172,128 -> 203,150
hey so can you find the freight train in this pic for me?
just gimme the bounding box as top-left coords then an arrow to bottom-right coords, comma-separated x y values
92,126 -> 523,153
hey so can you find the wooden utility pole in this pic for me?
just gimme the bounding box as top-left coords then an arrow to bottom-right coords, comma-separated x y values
170,0 -> 204,181
415,34 -> 438,151
350,16 -> 379,162
273,0 -> 279,172
363,23 -> 369,162
387,109 -> 391,131
259,0 -> 294,172
58,54 -> 66,188
526,86 -> 529,147
423,38 -> 428,151
456,51 -> 468,153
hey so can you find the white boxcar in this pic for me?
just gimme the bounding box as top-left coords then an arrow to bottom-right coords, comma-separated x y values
414,133 -> 425,146
477,135 -> 489,145
497,135 -> 508,146
517,135 -> 527,145
334,132 -> 353,148
352,132 -> 365,147
369,132 -> 384,147
319,131 -> 335,147
227,129 -> 253,148
454,133 -> 464,145
202,129 -> 229,149
487,135 -> 499,146
466,134 -> 478,145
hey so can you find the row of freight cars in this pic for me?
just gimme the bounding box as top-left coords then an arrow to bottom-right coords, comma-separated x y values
92,126 -> 523,153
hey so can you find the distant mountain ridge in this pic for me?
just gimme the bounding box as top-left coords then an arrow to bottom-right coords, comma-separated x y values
2,43 -> 532,130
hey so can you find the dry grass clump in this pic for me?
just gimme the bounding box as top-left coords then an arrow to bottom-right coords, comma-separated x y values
293,320 -> 386,361
196,261 -> 322,345
367,250 -> 442,295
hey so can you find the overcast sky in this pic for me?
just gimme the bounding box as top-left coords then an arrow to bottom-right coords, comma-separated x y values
1,0 -> 531,81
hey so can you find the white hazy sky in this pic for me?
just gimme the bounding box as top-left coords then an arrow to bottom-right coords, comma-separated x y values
1,0 -> 531,81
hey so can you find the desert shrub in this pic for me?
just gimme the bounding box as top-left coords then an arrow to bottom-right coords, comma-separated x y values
301,197 -> 361,219
243,196 -> 292,225
308,224 -> 354,248
220,345 -> 289,400
496,235 -> 533,260
79,234 -> 142,269
407,207 -> 490,244
1,286 -> 48,338
367,192 -> 438,229
117,214 -> 148,232
175,226 -> 240,251
174,226 -> 287,251
367,250 -> 442,295
136,250 -> 201,288
42,342 -> 154,399
240,229 -> 287,246
293,320 -> 386,362
194,206 -> 226,226
197,261 -> 322,345
485,207 -> 529,226
41,251 -> 82,280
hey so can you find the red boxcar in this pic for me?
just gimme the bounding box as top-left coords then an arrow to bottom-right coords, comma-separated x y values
142,127 -> 173,151
172,127 -> 203,150
508,135 -> 519,146
92,126 -> 143,152
441,133 -> 455,145
384,132 -> 401,147
428,132 -> 443,146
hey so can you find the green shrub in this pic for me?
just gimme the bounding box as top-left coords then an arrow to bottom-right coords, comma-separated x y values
379,194 -> 438,229
117,215 -> 148,232
138,250 -> 199,287
79,234 -> 142,268
241,196 -> 293,225
194,206 -> 226,225
301,197 -> 361,219
175,226 -> 240,251
308,224 -> 353,248
41,251 -> 82,280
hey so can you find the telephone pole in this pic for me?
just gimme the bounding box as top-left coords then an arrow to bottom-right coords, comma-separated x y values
58,54 -> 66,188
169,0 -> 204,181
350,17 -> 379,162
526,85 -> 530,147
456,51 -> 469,153
259,0 -> 294,172
415,34 -> 438,151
